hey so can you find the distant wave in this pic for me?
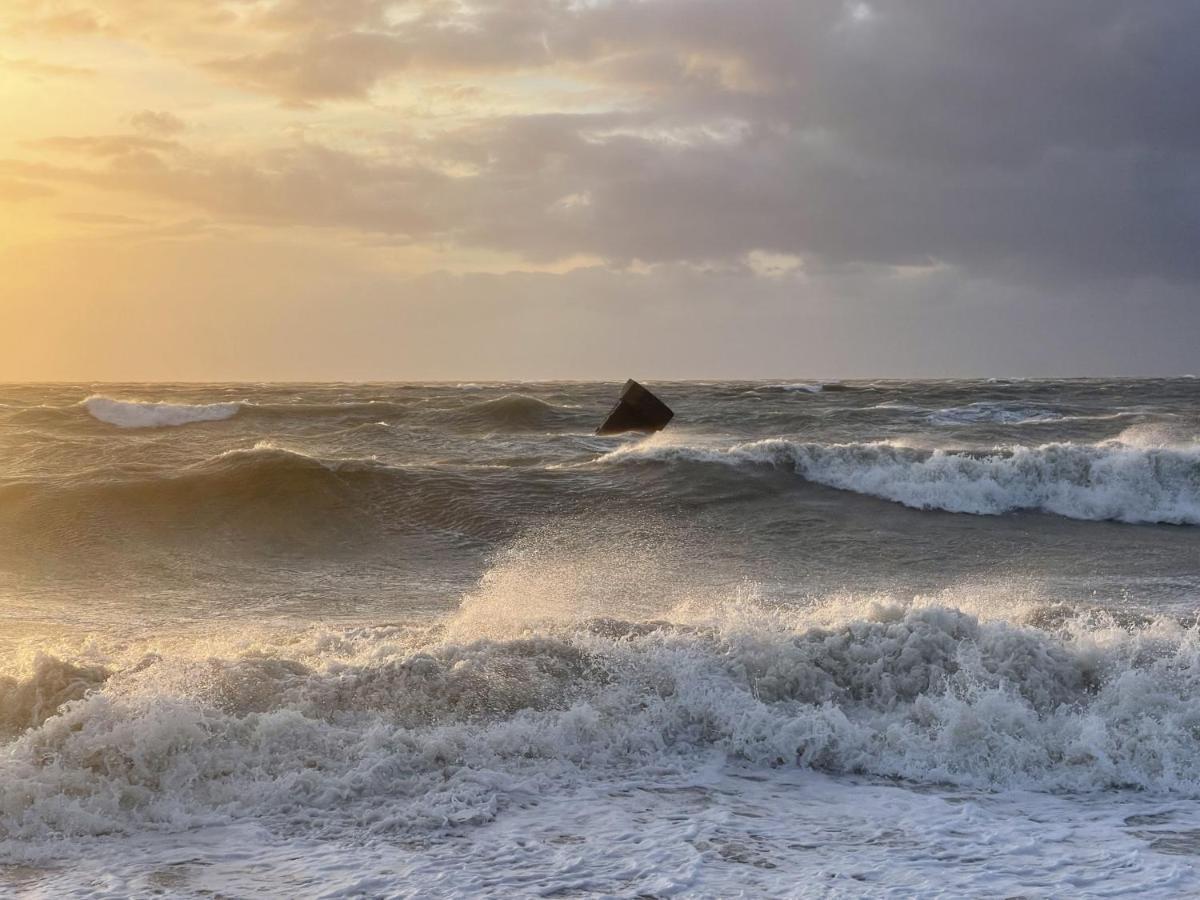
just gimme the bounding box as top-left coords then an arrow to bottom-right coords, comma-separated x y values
853,400 -> 1133,426
0,444 -> 374,543
598,437 -> 1200,524
768,382 -> 825,393
72,394 -> 583,431
927,402 -> 1063,425
248,400 -> 412,420
765,382 -> 857,394
0,444 -> 517,549
5,396 -> 412,429
446,394 -> 587,431
84,395 -> 242,428
871,400 -> 924,411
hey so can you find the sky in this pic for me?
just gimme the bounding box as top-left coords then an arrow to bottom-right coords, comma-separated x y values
1,0 -> 1198,380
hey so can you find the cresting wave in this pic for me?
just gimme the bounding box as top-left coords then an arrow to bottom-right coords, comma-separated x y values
73,393 -> 584,431
598,437 -> 1200,524
84,395 -> 243,428
2,599 -> 1200,847
0,444 -> 515,550
2,443 -> 383,505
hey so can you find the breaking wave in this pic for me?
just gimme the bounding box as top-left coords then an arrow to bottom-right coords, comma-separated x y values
0,656 -> 110,735
42,394 -> 581,432
84,396 -> 242,428
3,597 -> 1200,845
598,437 -> 1200,524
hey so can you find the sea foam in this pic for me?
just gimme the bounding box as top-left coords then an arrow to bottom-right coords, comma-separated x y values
3,598 -> 1200,849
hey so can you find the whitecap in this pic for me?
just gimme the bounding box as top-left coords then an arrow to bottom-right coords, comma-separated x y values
84,395 -> 242,428
598,436 -> 1200,524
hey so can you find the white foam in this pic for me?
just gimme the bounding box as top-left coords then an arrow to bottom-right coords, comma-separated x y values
2,604 -> 1200,844
10,769 -> 1200,897
598,436 -> 1200,524
5,585 -> 1200,894
84,395 -> 242,428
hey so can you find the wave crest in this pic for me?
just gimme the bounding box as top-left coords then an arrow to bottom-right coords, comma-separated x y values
599,437 -> 1200,524
0,656 -> 110,736
0,443 -> 520,554
84,396 -> 241,428
448,394 -> 583,430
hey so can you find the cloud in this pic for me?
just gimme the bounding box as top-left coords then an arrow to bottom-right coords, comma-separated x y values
31,134 -> 179,157
57,211 -> 146,225
1,140 -> 451,238
0,177 -> 55,202
0,54 -> 95,78
7,0 -> 1200,289
5,233 -> 1198,380
129,110 -> 186,136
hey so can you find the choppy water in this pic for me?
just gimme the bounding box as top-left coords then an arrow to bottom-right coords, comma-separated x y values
2,380 -> 1200,897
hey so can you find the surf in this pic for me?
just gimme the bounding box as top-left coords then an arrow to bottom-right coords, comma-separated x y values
598,435 -> 1200,524
3,592 -> 1200,849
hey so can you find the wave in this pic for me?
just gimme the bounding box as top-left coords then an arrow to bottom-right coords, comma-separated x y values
768,382 -> 825,393
856,400 -> 1135,426
445,394 -> 587,431
6,396 -> 415,430
598,437 -> 1200,524
0,445 -> 372,552
0,656 -> 110,735
927,402 -> 1063,425
248,400 -> 413,421
84,395 -> 242,428
3,600 -> 1200,845
14,392 -> 577,433
0,444 -> 515,551
871,400 -> 924,411
765,382 -> 857,394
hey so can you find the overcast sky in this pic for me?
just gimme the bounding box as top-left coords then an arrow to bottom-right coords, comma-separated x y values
2,1 -> 1198,379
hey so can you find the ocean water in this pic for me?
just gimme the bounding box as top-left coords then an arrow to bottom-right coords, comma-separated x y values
1,379 -> 1200,898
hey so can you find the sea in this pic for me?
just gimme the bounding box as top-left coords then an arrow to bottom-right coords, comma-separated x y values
1,379 -> 1199,898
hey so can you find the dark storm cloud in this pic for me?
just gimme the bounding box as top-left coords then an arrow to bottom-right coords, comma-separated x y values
420,0 -> 1200,281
